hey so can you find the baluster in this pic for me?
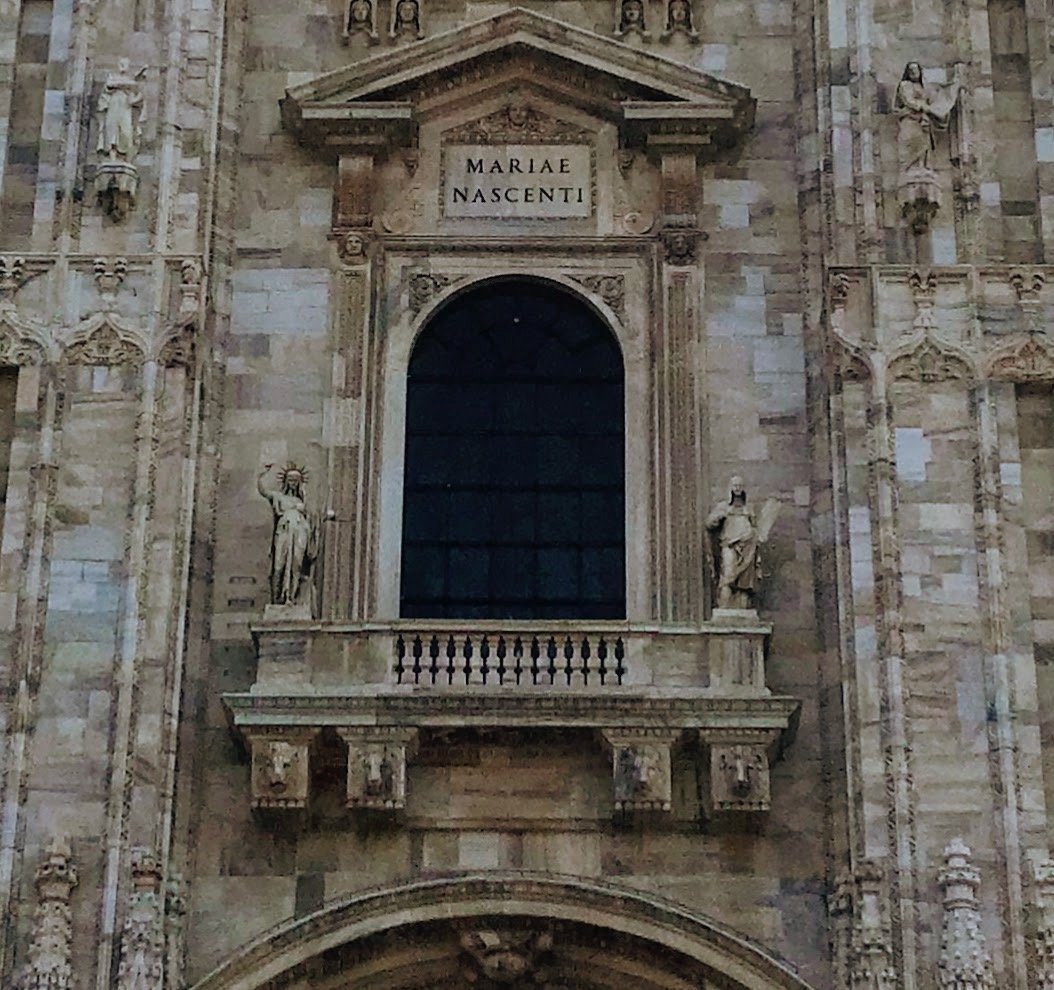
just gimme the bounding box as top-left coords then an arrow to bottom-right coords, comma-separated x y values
428,635 -> 439,684
580,636 -> 590,687
446,635 -> 457,684
546,636 -> 558,685
530,636 -> 541,685
462,635 -> 473,684
395,635 -> 406,683
597,637 -> 608,685
563,636 -> 574,685
411,635 -> 423,685
496,636 -> 507,685
614,637 -> 626,684
514,636 -> 525,685
479,635 -> 490,685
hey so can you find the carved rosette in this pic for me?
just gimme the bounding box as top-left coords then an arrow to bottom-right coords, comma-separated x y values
338,727 -> 419,810
116,847 -> 165,990
247,728 -> 319,810
936,839 -> 995,990
601,728 -> 678,814
14,838 -> 78,990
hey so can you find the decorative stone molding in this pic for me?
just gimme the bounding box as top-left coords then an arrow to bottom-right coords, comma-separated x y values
165,875 -> 188,990
444,105 -> 591,146
337,726 -> 419,811
0,256 -> 28,306
829,860 -> 896,990
408,272 -> 466,314
66,314 -> 146,366
457,927 -> 554,985
601,728 -> 679,814
1034,858 -> 1054,990
987,334 -> 1054,382
887,334 -> 973,384
116,847 -> 165,990
908,269 -> 937,333
93,256 -> 129,300
177,259 -> 202,322
936,839 -> 995,990
247,728 -> 319,810
14,838 -> 78,990
568,273 -> 625,322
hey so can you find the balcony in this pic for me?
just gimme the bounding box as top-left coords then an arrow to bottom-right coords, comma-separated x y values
222,613 -> 800,824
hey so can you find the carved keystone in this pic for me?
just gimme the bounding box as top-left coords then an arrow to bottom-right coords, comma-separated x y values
337,727 -> 419,811
246,728 -> 319,810
600,729 -> 679,815
698,730 -> 776,817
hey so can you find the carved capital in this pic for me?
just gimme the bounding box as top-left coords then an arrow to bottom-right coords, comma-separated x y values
601,728 -> 679,814
337,727 -> 419,810
247,728 -> 319,809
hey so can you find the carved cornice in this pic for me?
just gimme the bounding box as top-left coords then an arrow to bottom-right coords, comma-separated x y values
280,7 -> 754,154
223,689 -> 801,732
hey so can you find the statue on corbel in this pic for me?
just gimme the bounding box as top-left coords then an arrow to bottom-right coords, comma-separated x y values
705,476 -> 781,614
94,59 -> 145,222
257,462 -> 321,618
895,61 -> 965,236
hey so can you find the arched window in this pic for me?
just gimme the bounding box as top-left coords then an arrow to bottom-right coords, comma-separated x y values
400,279 -> 625,619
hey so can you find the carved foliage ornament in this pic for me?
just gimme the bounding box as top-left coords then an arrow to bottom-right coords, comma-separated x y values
458,927 -> 554,985
936,839 -> 995,990
66,318 -> 145,366
444,105 -> 591,145
0,317 -> 46,367
116,847 -> 165,990
569,274 -> 625,322
15,838 -> 78,990
987,334 -> 1054,382
888,335 -> 973,384
408,272 -> 468,314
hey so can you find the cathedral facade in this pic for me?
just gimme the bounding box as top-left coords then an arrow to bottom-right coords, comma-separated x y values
1,0 -> 1053,986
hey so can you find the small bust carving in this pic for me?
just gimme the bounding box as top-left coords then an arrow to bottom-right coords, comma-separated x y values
615,0 -> 648,36
363,749 -> 395,798
390,0 -> 423,38
344,0 -> 377,40
662,0 -> 698,38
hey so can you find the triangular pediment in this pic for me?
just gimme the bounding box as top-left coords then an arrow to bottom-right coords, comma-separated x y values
281,7 -> 753,152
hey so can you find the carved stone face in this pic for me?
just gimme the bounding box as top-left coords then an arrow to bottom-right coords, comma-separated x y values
349,0 -> 370,23
729,475 -> 745,499
283,469 -> 303,493
396,0 -> 417,24
669,0 -> 690,25
343,232 -> 366,257
905,62 -> 923,84
265,742 -> 297,791
117,56 -> 131,75
507,105 -> 529,128
622,0 -> 643,23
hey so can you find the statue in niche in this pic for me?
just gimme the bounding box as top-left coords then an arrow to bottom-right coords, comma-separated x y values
614,0 -> 648,37
895,61 -> 964,234
662,0 -> 698,40
706,476 -> 781,610
257,463 -> 319,611
94,58 -> 145,220
390,0 -> 423,39
96,58 -> 143,163
344,0 -> 378,40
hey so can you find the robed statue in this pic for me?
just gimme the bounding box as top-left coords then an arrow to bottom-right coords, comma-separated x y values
257,463 -> 319,611
96,58 -> 143,163
706,476 -> 781,610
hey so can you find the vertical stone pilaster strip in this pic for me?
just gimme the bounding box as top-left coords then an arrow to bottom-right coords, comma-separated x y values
323,262 -> 371,621
0,368 -> 60,982
972,380 -> 1030,988
94,359 -> 160,990
870,357 -> 919,989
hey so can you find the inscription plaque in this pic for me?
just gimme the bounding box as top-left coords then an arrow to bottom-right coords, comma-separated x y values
443,144 -> 592,219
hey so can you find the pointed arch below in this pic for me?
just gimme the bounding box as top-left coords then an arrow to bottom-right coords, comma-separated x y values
190,873 -> 818,990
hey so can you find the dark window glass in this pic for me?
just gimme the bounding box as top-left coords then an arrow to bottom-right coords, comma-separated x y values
400,279 -> 625,619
